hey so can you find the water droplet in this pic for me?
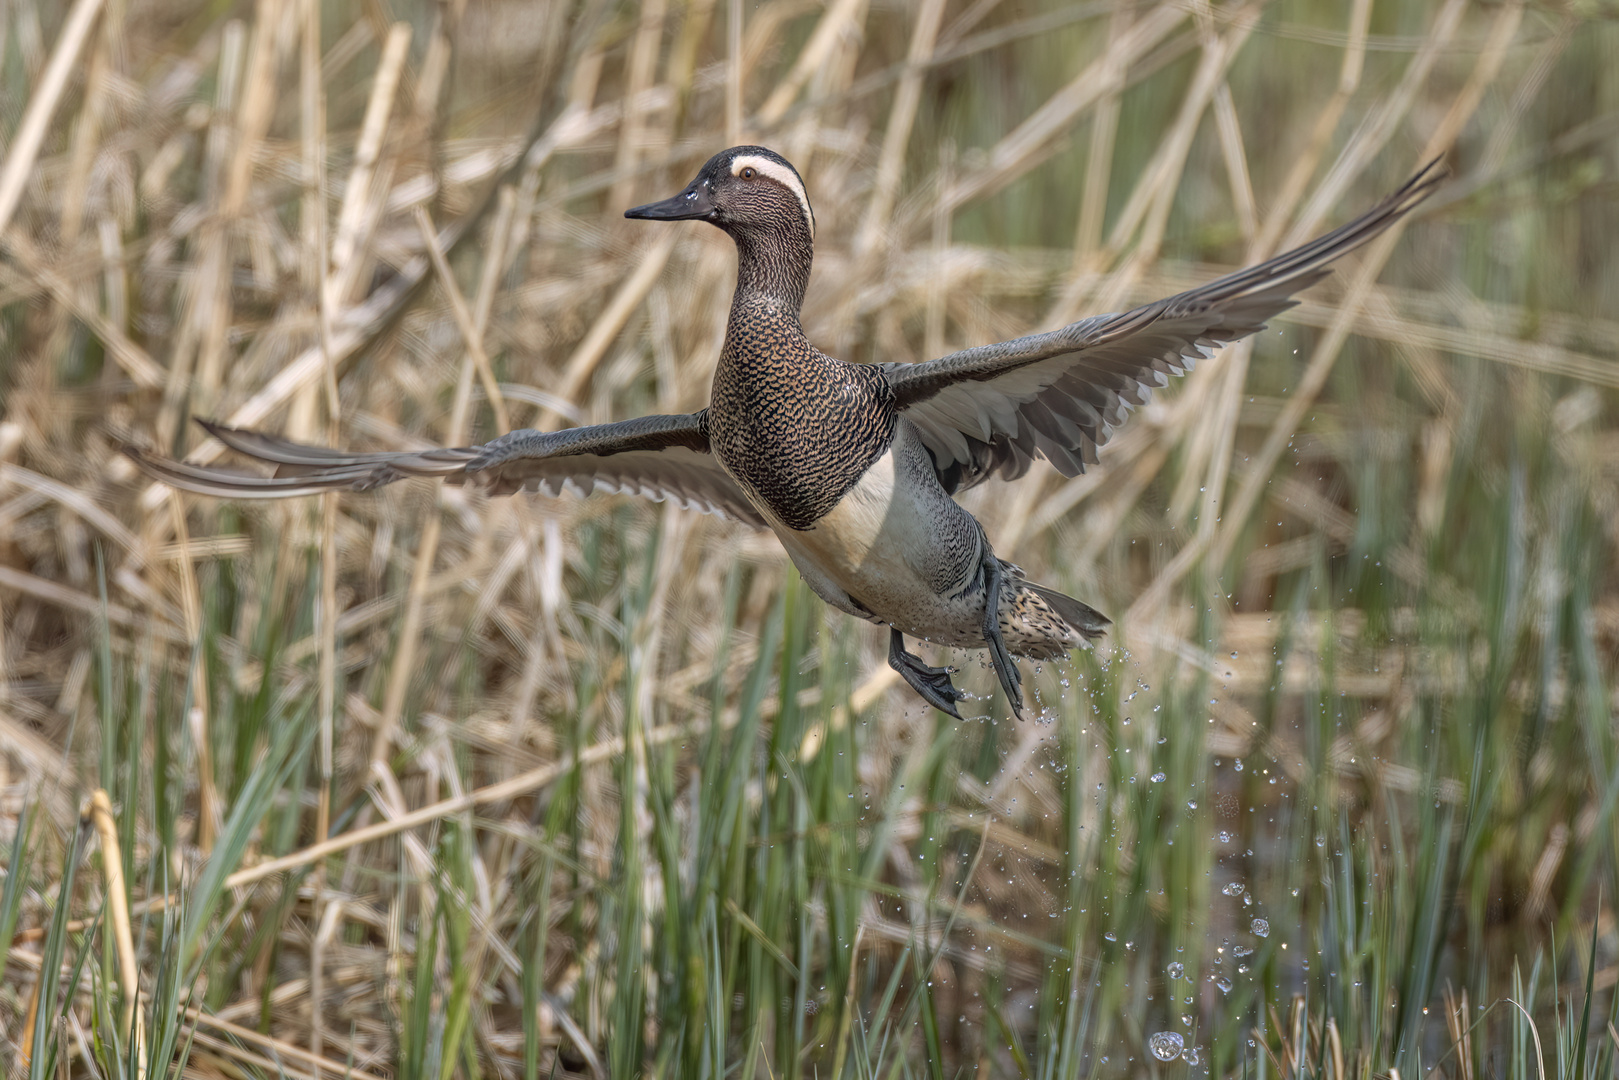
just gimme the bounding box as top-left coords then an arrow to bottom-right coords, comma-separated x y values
1184,1047 -> 1201,1066
1217,830 -> 1234,843
1103,931 -> 1116,942
1232,945 -> 1253,958
1251,918 -> 1270,937
1222,882 -> 1244,896
1216,977 -> 1233,994
1167,962 -> 1185,980
1187,800 -> 1198,810
1148,1031 -> 1185,1062
1315,834 -> 1326,847
1151,772 -> 1167,783
1233,759 -> 1243,772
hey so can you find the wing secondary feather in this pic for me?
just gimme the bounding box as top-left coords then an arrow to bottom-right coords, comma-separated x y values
884,160 -> 1445,493
123,414 -> 767,527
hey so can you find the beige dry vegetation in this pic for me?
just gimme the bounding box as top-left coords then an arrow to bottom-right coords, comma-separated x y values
0,0 -> 1617,1074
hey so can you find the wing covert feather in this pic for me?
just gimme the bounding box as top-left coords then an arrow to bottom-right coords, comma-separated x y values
124,413 -> 767,527
885,161 -> 1444,492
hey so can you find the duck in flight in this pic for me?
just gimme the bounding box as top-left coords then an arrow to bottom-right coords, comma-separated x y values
126,147 -> 1442,719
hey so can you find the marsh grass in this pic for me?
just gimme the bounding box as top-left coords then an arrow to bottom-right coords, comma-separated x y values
0,0 -> 1617,1074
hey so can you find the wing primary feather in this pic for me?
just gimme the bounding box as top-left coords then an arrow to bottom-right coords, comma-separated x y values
124,412 -> 768,528
120,446 -> 387,497
889,159 -> 1444,493
195,419 -> 423,469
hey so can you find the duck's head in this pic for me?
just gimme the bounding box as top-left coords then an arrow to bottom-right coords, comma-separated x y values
625,146 -> 815,244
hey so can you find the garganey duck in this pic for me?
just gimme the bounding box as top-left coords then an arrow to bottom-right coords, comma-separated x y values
125,147 -> 1442,719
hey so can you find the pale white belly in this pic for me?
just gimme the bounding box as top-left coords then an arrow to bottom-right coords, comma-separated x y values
751,421 -> 985,642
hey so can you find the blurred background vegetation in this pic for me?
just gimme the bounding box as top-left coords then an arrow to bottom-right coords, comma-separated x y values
0,0 -> 1616,1075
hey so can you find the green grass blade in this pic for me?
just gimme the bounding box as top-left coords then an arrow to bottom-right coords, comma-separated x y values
29,818 -> 89,1080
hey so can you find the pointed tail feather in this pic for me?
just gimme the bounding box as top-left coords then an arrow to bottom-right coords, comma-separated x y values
1025,581 -> 1109,641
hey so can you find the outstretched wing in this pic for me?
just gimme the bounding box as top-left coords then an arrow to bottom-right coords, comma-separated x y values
883,160 -> 1445,494
124,414 -> 767,527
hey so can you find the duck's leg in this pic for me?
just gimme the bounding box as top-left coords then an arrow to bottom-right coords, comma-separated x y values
888,629 -> 966,719
981,554 -> 1025,719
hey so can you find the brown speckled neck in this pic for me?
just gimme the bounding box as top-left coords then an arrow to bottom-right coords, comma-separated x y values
727,218 -> 813,313
708,225 -> 896,530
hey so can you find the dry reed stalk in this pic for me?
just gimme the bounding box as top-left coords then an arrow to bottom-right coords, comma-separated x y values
193,0 -> 284,416
942,0 -> 1185,214
52,12 -> 109,389
0,598 -> 9,722
1467,15 -> 1576,197
537,231 -> 678,428
1250,0 -> 1372,258
0,0 -> 104,238
1071,0 -> 1130,264
1092,2 -> 1260,315
1012,427 -> 1169,550
1012,7 -> 1202,323
1092,271 -> 1619,388
182,1002 -> 390,1080
1210,81 -> 1255,241
87,791 -> 141,1049
828,923 -> 867,1078
2,231 -> 165,388
854,0 -> 948,257
921,140 -> 954,360
184,1028 -> 339,1080
17,959 -> 41,1068
1285,0 -> 1468,247
300,0 -> 337,1055
756,0 -> 865,124
726,0 -> 743,142
411,0 -> 462,136
370,500 -> 443,766
413,206 -> 511,434
309,508 -> 333,1059
611,0 -> 670,211
138,280 -> 388,508
366,759 -> 443,921
152,20 -> 243,453
3,463 -> 143,557
330,23 -> 412,307
0,567 -> 183,644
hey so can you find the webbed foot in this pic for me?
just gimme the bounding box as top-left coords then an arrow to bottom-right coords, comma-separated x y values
888,629 -> 966,719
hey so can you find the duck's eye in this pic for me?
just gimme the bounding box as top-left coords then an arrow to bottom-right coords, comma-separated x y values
740,166 -> 757,180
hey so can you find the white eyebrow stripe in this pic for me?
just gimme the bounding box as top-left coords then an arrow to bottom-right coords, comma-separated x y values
730,154 -> 815,238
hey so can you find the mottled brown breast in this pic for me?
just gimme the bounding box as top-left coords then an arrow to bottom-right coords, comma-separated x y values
707,299 -> 897,530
